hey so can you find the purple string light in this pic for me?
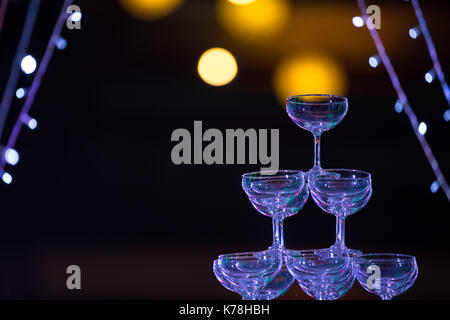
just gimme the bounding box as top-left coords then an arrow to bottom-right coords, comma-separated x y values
0,0 -> 73,178
0,0 -> 8,34
0,0 -> 41,140
356,0 -> 450,202
410,0 -> 450,110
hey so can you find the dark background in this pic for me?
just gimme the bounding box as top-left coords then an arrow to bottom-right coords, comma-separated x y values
0,0 -> 449,299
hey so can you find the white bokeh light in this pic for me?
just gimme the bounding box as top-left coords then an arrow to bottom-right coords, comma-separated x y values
418,122 -> 427,135
21,55 -> 37,74
5,148 -> 19,166
28,118 -> 38,130
352,16 -> 364,28
369,55 -> 380,68
425,70 -> 435,83
16,88 -> 26,99
71,12 -> 82,22
2,172 -> 12,184
408,27 -> 420,39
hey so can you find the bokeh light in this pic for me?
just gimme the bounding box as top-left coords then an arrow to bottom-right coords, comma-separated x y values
21,55 -> 37,74
5,148 -> 19,166
16,88 -> 26,99
197,48 -> 238,86
352,16 -> 364,28
119,0 -> 184,21
409,27 -> 420,39
273,53 -> 347,104
227,0 -> 255,5
369,55 -> 380,68
217,0 -> 289,43
425,70 -> 435,83
28,118 -> 38,130
418,122 -> 427,135
2,172 -> 12,184
430,180 -> 440,193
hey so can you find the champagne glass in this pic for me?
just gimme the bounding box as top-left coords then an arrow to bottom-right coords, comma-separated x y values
285,249 -> 355,300
213,257 -> 294,300
218,251 -> 282,300
309,169 -> 372,254
241,170 -> 309,252
286,94 -> 348,173
353,253 -> 418,300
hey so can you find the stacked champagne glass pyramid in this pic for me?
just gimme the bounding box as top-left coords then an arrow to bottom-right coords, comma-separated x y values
213,95 -> 418,300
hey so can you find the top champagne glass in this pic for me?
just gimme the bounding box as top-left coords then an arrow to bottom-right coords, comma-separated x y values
286,94 -> 348,172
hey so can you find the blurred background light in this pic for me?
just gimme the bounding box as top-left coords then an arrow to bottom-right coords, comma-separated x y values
217,0 -> 289,43
394,100 -> 403,113
119,0 -> 184,21
430,180 -> 440,193
352,16 -> 364,27
369,55 -> 380,68
2,172 -> 12,184
56,37 -> 67,50
28,118 -> 38,130
21,55 -> 37,74
273,53 -> 347,104
5,148 -> 19,166
197,48 -> 238,86
16,88 -> 26,99
444,109 -> 450,122
418,121 -> 427,135
227,0 -> 255,4
71,12 -> 82,22
425,69 -> 435,83
409,26 -> 421,39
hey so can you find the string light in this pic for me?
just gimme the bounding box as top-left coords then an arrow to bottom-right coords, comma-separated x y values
0,0 -> 40,140
352,16 -> 364,27
70,11 -> 81,22
357,0 -> 450,201
15,88 -> 26,99
4,148 -> 19,166
408,26 -> 421,39
2,172 -> 12,184
430,180 -> 440,193
394,100 -> 403,113
410,0 -> 450,116
425,69 -> 435,83
20,54 -> 37,74
368,55 -> 380,68
20,114 -> 38,130
0,0 -> 73,184
418,122 -> 427,135
56,36 -> 67,50
444,109 -> 450,122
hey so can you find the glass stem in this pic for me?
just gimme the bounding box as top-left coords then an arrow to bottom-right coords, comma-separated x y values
272,215 -> 284,249
334,214 -> 346,251
381,295 -> 392,300
313,133 -> 321,169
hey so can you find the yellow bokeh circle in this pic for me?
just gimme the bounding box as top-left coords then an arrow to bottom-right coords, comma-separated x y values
119,0 -> 184,21
217,0 -> 289,42
227,0 -> 255,5
197,48 -> 238,86
273,53 -> 347,105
